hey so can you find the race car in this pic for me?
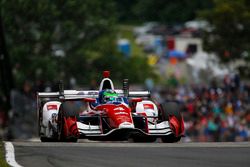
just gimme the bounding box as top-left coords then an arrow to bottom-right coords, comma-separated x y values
37,71 -> 184,142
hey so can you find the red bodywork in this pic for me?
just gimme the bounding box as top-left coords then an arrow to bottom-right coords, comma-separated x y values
63,103 -> 134,138
63,117 -> 79,138
169,115 -> 185,137
95,104 -> 133,128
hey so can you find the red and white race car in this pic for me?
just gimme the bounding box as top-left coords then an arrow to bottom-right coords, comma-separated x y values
37,71 -> 184,142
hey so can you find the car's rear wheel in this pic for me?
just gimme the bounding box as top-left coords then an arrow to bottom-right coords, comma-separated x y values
160,102 -> 182,143
58,101 -> 79,142
40,137 -> 58,142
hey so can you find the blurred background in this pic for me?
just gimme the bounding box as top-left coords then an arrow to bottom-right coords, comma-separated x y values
0,0 -> 249,142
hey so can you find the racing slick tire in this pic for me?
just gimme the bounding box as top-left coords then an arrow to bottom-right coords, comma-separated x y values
160,102 -> 182,143
40,137 -> 58,142
58,101 -> 79,142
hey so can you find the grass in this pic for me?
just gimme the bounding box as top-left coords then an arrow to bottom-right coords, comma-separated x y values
117,24 -> 146,57
0,140 -> 9,167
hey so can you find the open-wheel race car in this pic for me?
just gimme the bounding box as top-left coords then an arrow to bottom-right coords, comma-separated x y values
37,71 -> 184,142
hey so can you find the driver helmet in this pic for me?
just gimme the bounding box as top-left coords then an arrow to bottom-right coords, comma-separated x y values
99,89 -> 118,104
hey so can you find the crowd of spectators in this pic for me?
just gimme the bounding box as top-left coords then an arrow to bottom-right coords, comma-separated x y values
158,74 -> 250,142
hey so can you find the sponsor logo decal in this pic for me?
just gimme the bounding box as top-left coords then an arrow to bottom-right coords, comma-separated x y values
114,111 -> 128,115
51,113 -> 58,123
47,105 -> 58,110
77,92 -> 86,95
88,91 -> 98,95
143,103 -> 154,110
114,107 -> 125,111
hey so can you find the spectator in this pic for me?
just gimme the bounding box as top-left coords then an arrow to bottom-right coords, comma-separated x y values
158,74 -> 250,142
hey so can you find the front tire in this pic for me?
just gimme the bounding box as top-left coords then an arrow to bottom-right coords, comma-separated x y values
160,102 -> 182,143
58,101 -> 79,142
132,136 -> 156,143
161,134 -> 181,143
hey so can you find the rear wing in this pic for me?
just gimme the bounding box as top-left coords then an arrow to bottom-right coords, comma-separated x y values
37,89 -> 150,100
37,73 -> 150,101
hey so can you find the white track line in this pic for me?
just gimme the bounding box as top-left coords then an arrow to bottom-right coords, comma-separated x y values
4,142 -> 23,167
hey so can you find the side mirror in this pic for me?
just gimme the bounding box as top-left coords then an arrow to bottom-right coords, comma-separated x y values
83,98 -> 96,103
130,98 -> 142,103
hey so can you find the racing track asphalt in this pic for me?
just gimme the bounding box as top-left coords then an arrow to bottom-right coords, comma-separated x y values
11,141 -> 250,167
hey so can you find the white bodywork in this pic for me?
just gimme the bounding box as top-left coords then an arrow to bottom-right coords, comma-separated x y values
148,121 -> 172,135
41,101 -> 61,138
99,78 -> 114,91
136,100 -> 158,123
119,122 -> 135,129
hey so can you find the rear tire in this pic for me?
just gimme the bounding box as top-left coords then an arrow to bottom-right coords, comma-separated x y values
160,102 -> 182,143
58,101 -> 79,142
40,137 -> 58,142
161,102 -> 182,120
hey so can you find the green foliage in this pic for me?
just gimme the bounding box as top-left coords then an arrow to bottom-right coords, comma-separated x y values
200,0 -> 250,60
3,0 -> 219,87
118,25 -> 145,57
1,0 -> 154,87
114,0 -> 139,22
200,0 -> 250,77
117,0 -> 213,23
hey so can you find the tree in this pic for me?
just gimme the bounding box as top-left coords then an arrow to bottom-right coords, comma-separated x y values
114,0 -> 138,23
0,13 -> 13,112
1,0 -> 155,88
200,0 -> 250,77
132,0 -> 213,24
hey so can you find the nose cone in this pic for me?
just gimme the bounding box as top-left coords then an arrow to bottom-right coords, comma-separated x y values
119,122 -> 135,129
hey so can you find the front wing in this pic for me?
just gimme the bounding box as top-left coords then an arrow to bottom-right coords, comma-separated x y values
76,115 -> 173,139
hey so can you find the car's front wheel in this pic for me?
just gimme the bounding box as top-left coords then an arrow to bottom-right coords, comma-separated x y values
132,136 -> 156,143
160,102 -> 183,143
57,101 -> 79,142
